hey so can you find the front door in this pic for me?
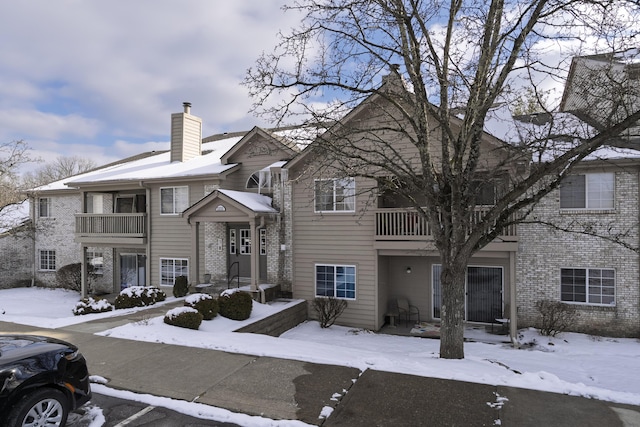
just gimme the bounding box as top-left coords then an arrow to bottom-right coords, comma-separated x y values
432,265 -> 503,323
120,253 -> 146,290
228,225 -> 251,279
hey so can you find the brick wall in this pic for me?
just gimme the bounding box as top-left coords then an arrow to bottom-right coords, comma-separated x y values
516,171 -> 640,337
0,228 -> 33,288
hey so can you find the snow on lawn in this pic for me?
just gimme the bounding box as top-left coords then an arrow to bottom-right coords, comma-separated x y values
0,287 -> 178,328
2,287 -> 640,408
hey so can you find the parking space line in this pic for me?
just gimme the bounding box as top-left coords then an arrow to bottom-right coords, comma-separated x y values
113,405 -> 156,427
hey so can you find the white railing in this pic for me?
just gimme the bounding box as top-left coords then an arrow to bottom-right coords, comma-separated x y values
75,213 -> 146,237
375,208 -> 517,240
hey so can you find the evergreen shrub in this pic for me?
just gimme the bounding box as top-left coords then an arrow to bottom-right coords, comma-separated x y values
72,297 -> 114,315
218,291 -> 253,321
164,307 -> 203,330
114,286 -> 166,309
185,293 -> 219,320
173,275 -> 189,297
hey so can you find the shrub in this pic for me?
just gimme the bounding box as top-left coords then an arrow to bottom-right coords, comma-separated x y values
164,307 -> 203,330
114,286 -> 167,309
185,293 -> 219,320
56,263 -> 96,293
173,275 -> 189,298
535,299 -> 579,337
313,297 -> 347,328
218,291 -> 253,321
72,297 -> 114,315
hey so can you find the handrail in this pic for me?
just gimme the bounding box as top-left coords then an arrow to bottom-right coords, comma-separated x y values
227,261 -> 240,289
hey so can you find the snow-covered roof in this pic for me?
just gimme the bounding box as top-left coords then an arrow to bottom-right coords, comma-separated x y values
0,199 -> 30,234
218,189 -> 277,213
34,135 -> 245,191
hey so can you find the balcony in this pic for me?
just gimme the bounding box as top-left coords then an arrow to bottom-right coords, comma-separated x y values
75,213 -> 147,245
374,208 -> 517,251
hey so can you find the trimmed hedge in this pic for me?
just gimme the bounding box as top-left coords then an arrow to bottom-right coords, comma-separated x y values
218,291 -> 253,321
185,293 -> 219,320
114,286 -> 166,309
164,307 -> 203,330
72,297 -> 114,315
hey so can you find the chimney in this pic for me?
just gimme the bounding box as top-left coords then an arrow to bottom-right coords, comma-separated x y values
170,102 -> 202,162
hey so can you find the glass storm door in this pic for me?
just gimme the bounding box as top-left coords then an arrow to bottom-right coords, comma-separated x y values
120,254 -> 146,290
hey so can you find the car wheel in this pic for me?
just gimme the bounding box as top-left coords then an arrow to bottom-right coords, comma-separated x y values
6,388 -> 70,427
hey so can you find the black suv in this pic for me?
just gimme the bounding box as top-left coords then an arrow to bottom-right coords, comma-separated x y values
0,335 -> 91,426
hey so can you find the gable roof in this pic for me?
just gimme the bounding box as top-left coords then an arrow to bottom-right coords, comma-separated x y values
183,188 -> 277,221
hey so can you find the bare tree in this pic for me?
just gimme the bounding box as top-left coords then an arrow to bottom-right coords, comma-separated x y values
245,0 -> 640,359
23,155 -> 97,187
0,140 -> 35,233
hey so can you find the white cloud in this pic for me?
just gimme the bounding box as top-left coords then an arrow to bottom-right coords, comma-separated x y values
0,1 -> 300,168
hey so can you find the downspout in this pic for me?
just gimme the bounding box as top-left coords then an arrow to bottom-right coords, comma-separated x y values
256,216 -> 266,303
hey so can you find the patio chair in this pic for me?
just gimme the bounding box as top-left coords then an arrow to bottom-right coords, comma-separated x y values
396,297 -> 420,326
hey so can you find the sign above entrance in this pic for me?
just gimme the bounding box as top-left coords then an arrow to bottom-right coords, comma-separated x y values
215,205 -> 226,212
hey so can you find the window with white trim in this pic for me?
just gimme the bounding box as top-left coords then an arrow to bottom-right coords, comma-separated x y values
160,258 -> 189,286
160,186 -> 189,214
561,268 -> 615,305
39,250 -> 56,271
314,178 -> 355,212
38,198 -> 51,218
229,229 -> 236,254
560,173 -> 614,209
315,264 -> 356,299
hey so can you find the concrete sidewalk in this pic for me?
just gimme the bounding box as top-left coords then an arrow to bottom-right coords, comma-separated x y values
1,304 -> 639,426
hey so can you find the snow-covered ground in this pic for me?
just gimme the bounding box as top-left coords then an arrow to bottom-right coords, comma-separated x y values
1,287 -> 639,426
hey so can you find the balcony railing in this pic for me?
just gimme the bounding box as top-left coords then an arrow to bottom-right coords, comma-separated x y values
75,213 -> 146,237
375,208 -> 517,240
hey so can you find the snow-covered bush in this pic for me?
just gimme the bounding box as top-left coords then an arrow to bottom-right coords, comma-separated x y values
218,291 -> 253,321
72,297 -> 114,315
164,307 -> 203,330
114,286 -> 166,309
185,293 -> 218,320
313,297 -> 347,328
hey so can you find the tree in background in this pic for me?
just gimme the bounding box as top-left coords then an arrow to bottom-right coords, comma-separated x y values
23,155 -> 97,188
246,0 -> 640,359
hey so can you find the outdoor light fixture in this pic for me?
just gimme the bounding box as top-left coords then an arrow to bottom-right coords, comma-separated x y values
406,266 -> 412,274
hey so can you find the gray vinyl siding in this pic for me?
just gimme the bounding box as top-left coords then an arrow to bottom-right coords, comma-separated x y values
291,177 -> 379,330
148,181 -> 206,286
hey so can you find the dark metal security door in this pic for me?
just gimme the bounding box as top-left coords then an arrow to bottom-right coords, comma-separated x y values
432,265 -> 503,323
466,266 -> 503,323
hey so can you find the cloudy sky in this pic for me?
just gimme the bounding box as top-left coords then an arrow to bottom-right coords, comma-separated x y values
0,1 -> 302,171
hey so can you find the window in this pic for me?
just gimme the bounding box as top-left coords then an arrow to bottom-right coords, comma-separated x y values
160,258 -> 189,286
229,229 -> 236,255
240,229 -> 251,255
315,264 -> 356,299
246,170 -> 272,193
39,250 -> 56,271
160,187 -> 189,214
560,173 -> 614,209
260,228 -> 267,255
561,268 -> 615,305
86,194 -> 103,214
314,178 -> 355,212
38,198 -> 51,218
86,251 -> 104,275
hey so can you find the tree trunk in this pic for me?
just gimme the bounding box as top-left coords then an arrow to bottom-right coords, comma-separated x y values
439,261 -> 467,359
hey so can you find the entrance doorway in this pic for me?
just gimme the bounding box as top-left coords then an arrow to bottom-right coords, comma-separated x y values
120,253 -> 146,290
432,265 -> 503,323
227,224 -> 267,282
